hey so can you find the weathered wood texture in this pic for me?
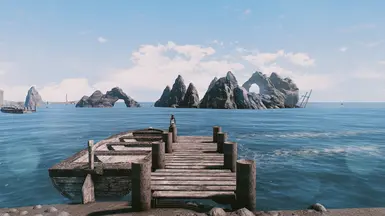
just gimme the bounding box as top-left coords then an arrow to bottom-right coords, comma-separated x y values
150,134 -> 236,205
132,159 -> 152,211
81,174 -> 95,204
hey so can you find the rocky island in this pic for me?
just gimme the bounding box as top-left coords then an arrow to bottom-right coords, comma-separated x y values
154,71 -> 299,109
76,87 -> 140,108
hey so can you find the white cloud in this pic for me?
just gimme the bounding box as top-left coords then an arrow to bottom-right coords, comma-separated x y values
365,40 -> 383,48
339,47 -> 348,52
242,50 -> 315,67
244,9 -> 251,15
0,61 -> 15,75
97,37 -> 108,43
212,40 -> 224,46
378,60 -> 385,65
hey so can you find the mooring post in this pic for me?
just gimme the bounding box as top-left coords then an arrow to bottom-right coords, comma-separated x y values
213,126 -> 221,142
236,159 -> 256,211
162,131 -> 173,153
132,159 -> 152,211
152,142 -> 165,170
223,141 -> 237,172
81,174 -> 95,204
88,140 -> 94,170
169,123 -> 177,143
216,132 -> 227,153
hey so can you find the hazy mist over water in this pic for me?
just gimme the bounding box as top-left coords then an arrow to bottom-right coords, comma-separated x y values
0,102 -> 384,210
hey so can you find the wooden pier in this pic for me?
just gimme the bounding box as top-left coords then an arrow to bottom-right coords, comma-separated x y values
49,124 -> 257,212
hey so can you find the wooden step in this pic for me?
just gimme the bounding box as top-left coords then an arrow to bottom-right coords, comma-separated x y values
152,191 -> 235,199
151,180 -> 236,186
154,169 -> 231,173
151,185 -> 235,191
151,172 -> 235,177
165,165 -> 223,169
164,162 -> 223,166
151,176 -> 235,181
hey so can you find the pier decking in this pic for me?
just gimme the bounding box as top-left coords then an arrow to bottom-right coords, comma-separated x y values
49,124 -> 256,212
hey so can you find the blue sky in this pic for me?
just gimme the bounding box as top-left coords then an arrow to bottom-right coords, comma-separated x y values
0,0 -> 384,102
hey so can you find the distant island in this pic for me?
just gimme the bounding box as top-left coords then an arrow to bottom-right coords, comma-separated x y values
154,71 -> 299,109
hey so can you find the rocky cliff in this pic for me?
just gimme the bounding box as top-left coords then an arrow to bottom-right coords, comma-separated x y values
24,86 -> 44,110
200,71 -> 266,109
242,72 -> 299,108
76,87 -> 140,108
154,75 -> 200,108
154,71 -> 300,110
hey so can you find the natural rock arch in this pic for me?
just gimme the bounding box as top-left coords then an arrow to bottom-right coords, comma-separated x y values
76,87 -> 141,108
248,84 -> 260,94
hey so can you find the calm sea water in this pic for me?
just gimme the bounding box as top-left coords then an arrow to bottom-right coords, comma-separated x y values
0,102 -> 384,210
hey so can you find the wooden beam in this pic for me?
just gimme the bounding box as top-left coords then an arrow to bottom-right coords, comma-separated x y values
152,191 -> 235,199
151,172 -> 235,177
81,174 -> 95,204
94,150 -> 150,156
154,169 -> 231,173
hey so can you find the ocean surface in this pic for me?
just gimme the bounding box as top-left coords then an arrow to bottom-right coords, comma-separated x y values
0,102 -> 384,210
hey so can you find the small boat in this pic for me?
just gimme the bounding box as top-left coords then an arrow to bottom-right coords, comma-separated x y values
48,127 -> 164,202
0,106 -> 35,114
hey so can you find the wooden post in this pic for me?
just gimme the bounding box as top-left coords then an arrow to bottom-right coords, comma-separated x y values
132,159 -> 151,211
81,174 -> 95,204
152,142 -> 165,170
236,159 -> 256,211
223,141 -> 237,172
168,123 -> 177,143
88,140 -> 94,170
213,126 -> 221,142
162,131 -> 173,153
217,132 -> 227,153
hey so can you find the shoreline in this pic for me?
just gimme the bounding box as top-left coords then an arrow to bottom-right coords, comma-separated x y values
1,201 -> 385,216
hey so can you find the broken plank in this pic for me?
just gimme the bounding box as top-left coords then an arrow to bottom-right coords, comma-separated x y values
151,185 -> 235,191
152,191 -> 235,199
151,180 -> 235,186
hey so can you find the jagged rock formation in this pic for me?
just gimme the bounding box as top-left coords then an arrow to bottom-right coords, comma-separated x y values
154,75 -> 200,108
24,86 -> 44,110
168,75 -> 187,107
154,86 -> 171,107
200,71 -> 266,109
242,72 -> 299,108
76,87 -> 140,108
179,83 -> 200,108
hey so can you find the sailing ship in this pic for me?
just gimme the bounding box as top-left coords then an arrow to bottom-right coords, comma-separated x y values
296,89 -> 312,108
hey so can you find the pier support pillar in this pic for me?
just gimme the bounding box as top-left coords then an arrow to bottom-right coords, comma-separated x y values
213,126 -> 221,142
162,132 -> 173,153
81,174 -> 95,204
223,142 -> 237,172
152,142 -> 165,170
132,159 -> 152,211
216,132 -> 227,153
169,123 -> 177,143
236,159 -> 256,211
88,140 -> 94,170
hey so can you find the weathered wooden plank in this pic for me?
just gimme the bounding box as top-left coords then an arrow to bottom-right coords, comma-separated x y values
151,185 -> 235,191
165,165 -> 223,169
94,150 -> 150,156
169,153 -> 222,156
154,169 -> 231,173
151,180 -> 236,186
152,191 -> 235,199
165,162 -> 223,166
151,176 -> 235,181
164,159 -> 223,163
81,174 -> 95,204
151,172 -> 235,177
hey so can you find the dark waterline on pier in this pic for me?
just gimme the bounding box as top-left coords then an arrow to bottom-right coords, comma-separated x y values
0,102 -> 384,210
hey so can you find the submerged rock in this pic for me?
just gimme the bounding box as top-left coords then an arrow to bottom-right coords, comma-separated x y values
24,86 -> 44,110
179,83 -> 199,108
75,87 -> 140,108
